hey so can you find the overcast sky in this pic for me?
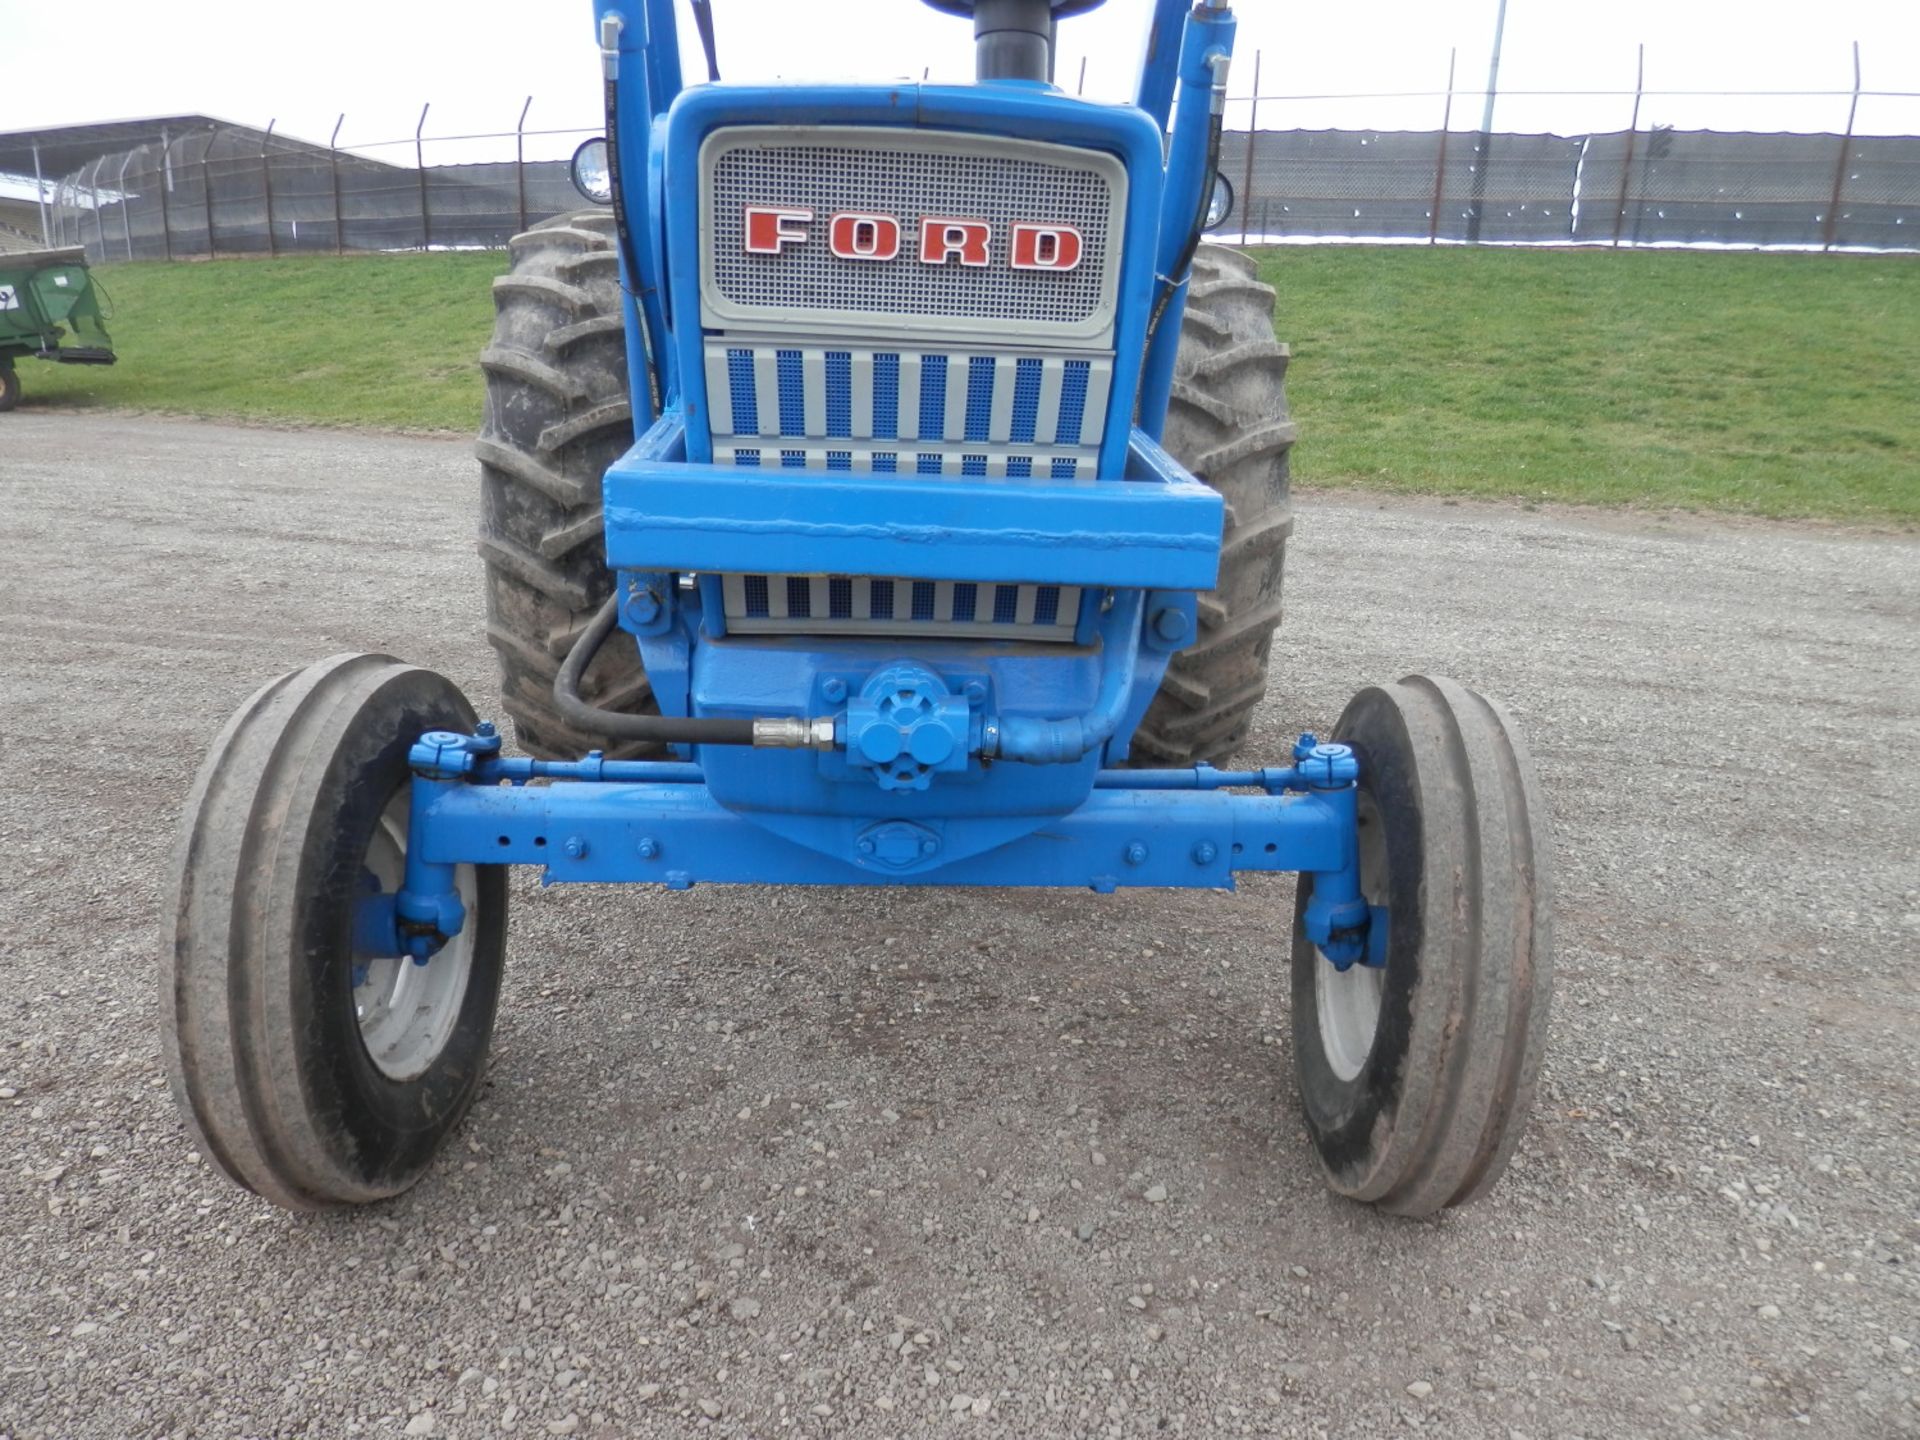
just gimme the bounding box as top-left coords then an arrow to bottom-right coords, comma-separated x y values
3,0 -> 1917,168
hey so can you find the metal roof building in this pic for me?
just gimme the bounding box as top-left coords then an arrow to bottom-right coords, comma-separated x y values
0,116 -> 390,246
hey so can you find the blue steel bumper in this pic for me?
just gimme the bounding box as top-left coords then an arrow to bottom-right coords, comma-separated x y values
603,414 -> 1224,592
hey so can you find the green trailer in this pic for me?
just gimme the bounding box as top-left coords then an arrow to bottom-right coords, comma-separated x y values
0,246 -> 116,412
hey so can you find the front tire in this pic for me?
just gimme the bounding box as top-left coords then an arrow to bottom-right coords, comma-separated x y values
163,654 -> 507,1209
1291,675 -> 1554,1216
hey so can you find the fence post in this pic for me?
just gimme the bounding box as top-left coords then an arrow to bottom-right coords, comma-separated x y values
1611,45 -> 1645,247
329,114 -> 346,255
1429,48 -> 1457,244
83,156 -> 103,261
158,131 -> 176,261
516,96 -> 533,235
201,126 -> 222,258
1239,49 -> 1261,247
31,142 -> 51,246
258,119 -> 279,257
416,103 -> 432,250
1822,41 -> 1861,252
118,151 -> 136,261
1465,0 -> 1508,243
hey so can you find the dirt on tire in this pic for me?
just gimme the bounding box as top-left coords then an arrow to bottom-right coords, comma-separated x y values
476,211 -> 658,760
1130,245 -> 1295,766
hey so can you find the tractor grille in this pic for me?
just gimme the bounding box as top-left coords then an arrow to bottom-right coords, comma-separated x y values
700,126 -> 1125,339
721,575 -> 1082,643
703,341 -> 1108,476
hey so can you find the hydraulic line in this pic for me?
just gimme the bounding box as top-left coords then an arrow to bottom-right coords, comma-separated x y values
1143,105 -> 1225,352
554,597 -> 832,749
689,0 -> 722,82
599,17 -> 661,407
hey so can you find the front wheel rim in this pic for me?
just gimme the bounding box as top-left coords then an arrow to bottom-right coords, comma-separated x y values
353,790 -> 478,1082
1313,792 -> 1388,1083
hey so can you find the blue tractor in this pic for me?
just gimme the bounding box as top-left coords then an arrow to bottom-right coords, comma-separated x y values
164,0 -> 1552,1217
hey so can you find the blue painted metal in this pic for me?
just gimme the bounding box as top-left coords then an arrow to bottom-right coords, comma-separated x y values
657,82 -> 1166,478
396,729 -> 1371,979
1284,736 -> 1373,970
845,663 -> 974,790
500,2 -> 1369,964
1137,2 -> 1238,439
984,590 -> 1142,764
402,731 -> 1359,896
1134,0 -> 1194,130
603,415 -> 1223,590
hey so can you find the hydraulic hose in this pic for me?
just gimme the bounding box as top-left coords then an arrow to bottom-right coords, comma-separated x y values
555,596 -> 834,749
985,595 -> 1144,764
599,19 -> 660,409
689,0 -> 722,82
1143,105 -> 1226,350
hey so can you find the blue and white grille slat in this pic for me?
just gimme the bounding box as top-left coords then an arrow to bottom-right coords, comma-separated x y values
720,575 -> 1082,642
704,341 -> 1107,473
711,443 -> 1090,480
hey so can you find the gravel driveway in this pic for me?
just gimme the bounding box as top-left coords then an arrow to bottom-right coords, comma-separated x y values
1,415 -> 1915,1440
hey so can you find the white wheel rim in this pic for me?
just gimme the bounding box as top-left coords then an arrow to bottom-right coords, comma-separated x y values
1314,792 -> 1388,1083
353,790 -> 478,1082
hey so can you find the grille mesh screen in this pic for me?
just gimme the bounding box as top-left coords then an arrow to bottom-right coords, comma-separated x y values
721,575 -> 1081,642
707,133 -> 1116,327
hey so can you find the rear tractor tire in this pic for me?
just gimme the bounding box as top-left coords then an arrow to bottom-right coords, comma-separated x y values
0,363 -> 20,413
1291,675 -> 1554,1216
477,210 -> 659,760
163,655 -> 507,1209
1131,245 -> 1296,767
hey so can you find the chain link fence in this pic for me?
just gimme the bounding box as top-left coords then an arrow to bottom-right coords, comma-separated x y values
1220,128 -> 1919,249
44,125 -> 599,260
42,98 -> 1920,260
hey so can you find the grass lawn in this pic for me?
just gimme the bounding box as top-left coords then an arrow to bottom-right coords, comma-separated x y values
14,246 -> 1917,522
18,253 -> 503,432
1260,247 -> 1919,522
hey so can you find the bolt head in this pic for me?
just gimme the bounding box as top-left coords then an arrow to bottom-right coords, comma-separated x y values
563,836 -> 588,860
1192,841 -> 1217,865
963,679 -> 987,704
637,837 -> 659,860
822,677 -> 848,704
1152,607 -> 1190,643
1124,841 -> 1149,866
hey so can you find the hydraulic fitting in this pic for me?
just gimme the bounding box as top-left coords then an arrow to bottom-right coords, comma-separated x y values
751,717 -> 838,750
845,664 -> 973,791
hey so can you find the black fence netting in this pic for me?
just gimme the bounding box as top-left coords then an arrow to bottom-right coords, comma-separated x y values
50,126 -> 1920,259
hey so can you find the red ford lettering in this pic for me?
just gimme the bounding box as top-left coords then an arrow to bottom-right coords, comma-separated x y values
918,216 -> 993,268
1009,222 -> 1083,272
742,209 -> 1082,274
743,205 -> 813,254
828,212 -> 903,261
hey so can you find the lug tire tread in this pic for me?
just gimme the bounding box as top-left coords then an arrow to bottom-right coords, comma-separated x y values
1130,245 -> 1293,767
478,210 -> 658,760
